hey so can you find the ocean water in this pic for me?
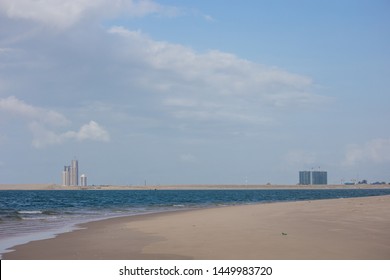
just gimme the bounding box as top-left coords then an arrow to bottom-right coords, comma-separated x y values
1,188 -> 390,257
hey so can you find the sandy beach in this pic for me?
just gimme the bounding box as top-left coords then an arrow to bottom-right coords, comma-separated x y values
3,195 -> 390,260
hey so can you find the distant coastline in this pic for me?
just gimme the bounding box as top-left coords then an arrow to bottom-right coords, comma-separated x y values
1,183 -> 389,191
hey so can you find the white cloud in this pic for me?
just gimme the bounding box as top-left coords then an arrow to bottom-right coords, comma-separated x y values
0,0 -> 178,28
0,96 -> 69,126
64,121 -> 110,142
108,26 -> 324,126
1,21 -> 326,147
0,96 -> 109,148
30,121 -> 110,148
0,0 -> 100,28
109,26 -> 313,98
1,23 -> 326,138
343,138 -> 390,166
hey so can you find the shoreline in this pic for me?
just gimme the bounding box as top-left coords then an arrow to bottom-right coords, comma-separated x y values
1,183 -> 390,190
2,188 -> 390,259
3,195 -> 390,260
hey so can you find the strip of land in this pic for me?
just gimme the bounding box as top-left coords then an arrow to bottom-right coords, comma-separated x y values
3,195 -> 390,260
1,183 -> 389,190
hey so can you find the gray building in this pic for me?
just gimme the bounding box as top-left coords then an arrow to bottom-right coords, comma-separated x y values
312,171 -> 327,185
62,159 -> 79,186
299,171 -> 311,185
62,166 -> 70,186
299,170 -> 328,185
70,160 -> 78,186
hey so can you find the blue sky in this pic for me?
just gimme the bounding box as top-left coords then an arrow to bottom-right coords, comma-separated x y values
0,0 -> 389,185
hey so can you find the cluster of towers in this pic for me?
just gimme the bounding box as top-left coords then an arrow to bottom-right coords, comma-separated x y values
299,170 -> 327,185
62,159 -> 87,187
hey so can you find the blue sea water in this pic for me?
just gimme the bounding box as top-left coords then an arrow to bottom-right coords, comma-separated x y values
1,188 -> 390,257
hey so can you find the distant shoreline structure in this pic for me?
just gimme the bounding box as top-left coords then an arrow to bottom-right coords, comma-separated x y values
0,183 -> 389,191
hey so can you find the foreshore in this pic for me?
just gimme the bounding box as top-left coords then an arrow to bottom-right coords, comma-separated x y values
1,183 -> 389,190
3,195 -> 390,260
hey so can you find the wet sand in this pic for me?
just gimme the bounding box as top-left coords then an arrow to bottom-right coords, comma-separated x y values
3,195 -> 390,260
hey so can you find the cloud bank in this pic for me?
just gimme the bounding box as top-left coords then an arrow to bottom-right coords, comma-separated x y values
0,96 -> 110,148
0,0 -> 177,28
0,4 -> 326,146
0,96 -> 69,126
30,121 -> 110,148
107,26 -> 323,128
0,0 -> 346,185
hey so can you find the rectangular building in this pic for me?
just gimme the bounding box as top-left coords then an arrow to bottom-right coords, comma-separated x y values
80,174 -> 87,187
312,171 -> 327,185
70,160 -> 78,186
62,159 -> 79,186
62,166 -> 70,186
299,171 -> 311,185
299,170 -> 328,185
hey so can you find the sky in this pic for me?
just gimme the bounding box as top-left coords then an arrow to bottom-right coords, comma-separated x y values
0,0 -> 389,185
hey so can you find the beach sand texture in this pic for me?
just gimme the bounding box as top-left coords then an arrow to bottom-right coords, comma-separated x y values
3,195 -> 390,260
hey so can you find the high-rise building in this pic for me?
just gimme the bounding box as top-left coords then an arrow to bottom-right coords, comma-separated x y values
70,159 -> 78,186
299,170 -> 328,185
61,159 -> 79,186
299,171 -> 311,185
62,166 -> 70,186
312,171 -> 327,185
80,174 -> 87,187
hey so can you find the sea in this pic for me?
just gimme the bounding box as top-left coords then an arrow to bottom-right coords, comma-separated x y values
1,188 -> 390,257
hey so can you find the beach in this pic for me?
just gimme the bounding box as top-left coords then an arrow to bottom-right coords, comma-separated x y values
3,195 -> 390,260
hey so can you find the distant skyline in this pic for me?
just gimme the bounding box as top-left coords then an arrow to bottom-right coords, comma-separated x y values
1,0 -> 389,185
62,159 -> 79,186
